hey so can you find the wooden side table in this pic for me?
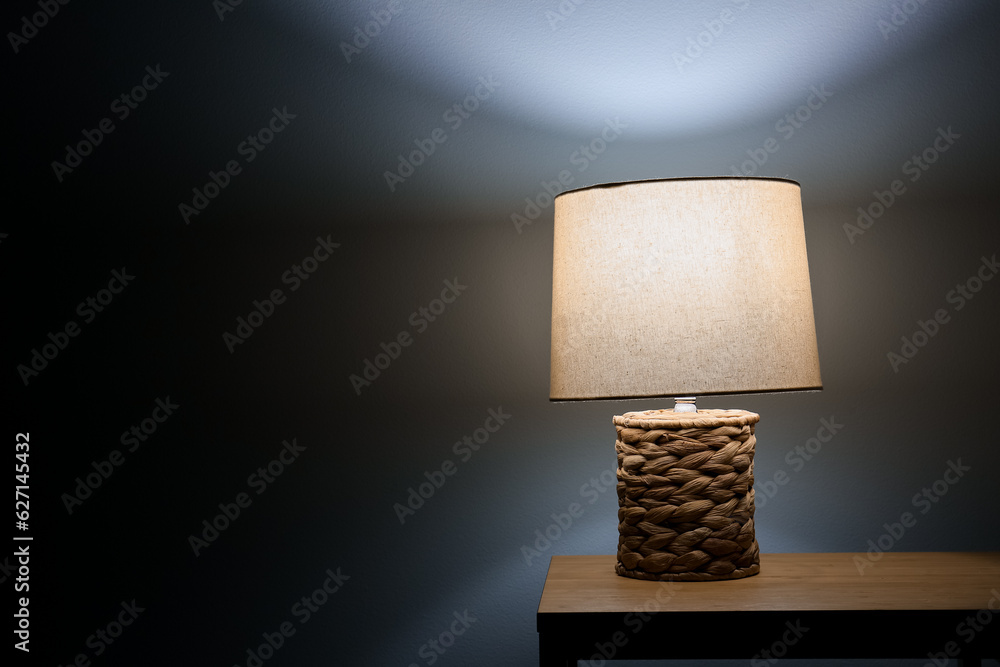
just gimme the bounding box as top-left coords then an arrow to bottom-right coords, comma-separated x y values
537,552 -> 1000,666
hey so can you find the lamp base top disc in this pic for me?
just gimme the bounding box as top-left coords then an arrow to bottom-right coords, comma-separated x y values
614,408 -> 760,429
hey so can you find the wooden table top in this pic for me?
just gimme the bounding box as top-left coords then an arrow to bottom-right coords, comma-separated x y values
538,553 -> 1000,614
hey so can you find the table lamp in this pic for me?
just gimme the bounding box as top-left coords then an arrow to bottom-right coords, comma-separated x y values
550,176 -> 821,581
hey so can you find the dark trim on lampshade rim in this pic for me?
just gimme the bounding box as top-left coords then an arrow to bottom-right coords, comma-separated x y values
553,175 -> 802,201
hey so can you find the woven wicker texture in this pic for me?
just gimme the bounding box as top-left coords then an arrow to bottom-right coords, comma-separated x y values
614,409 -> 761,581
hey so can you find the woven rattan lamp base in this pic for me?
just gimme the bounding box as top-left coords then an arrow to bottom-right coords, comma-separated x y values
615,408 -> 761,582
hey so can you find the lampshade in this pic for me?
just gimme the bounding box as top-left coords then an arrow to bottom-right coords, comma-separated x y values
550,176 -> 822,401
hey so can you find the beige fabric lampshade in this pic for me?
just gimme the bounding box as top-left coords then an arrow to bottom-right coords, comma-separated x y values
550,177 -> 822,400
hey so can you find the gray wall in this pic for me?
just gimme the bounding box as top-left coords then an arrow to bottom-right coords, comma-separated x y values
6,1 -> 999,665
